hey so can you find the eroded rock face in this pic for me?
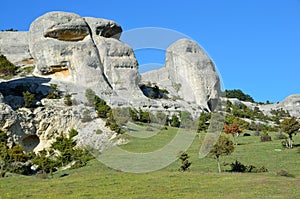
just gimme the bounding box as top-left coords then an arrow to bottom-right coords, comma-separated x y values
29,11 -> 111,91
260,94 -> 300,118
94,37 -> 141,95
142,38 -> 220,111
84,17 -> 122,39
0,32 -> 32,65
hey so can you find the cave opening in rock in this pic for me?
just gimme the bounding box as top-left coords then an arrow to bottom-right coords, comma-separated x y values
22,135 -> 40,151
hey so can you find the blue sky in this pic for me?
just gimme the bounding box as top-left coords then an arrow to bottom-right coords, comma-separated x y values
1,0 -> 299,102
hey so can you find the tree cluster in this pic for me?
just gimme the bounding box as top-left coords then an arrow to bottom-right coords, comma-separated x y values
224,89 -> 254,103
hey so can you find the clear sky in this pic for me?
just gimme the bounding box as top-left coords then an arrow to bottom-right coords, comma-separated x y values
1,0 -> 299,103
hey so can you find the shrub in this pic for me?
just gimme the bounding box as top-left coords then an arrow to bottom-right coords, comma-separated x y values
94,96 -> 110,118
260,133 -> 272,142
170,114 -> 180,127
46,84 -> 60,99
23,91 -> 35,108
0,54 -> 16,76
178,152 -> 191,172
230,160 -> 246,172
64,94 -> 72,106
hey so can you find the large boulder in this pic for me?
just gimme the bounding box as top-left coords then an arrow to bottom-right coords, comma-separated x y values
142,38 -> 220,111
28,11 -> 111,90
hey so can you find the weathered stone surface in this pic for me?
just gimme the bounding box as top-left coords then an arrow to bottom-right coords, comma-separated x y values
29,11 -> 111,91
93,36 -> 142,96
0,32 -> 32,65
84,17 -> 122,39
142,38 -> 220,111
260,94 -> 300,118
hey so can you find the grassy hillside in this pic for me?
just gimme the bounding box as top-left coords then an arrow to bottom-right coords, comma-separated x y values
1,127 -> 300,198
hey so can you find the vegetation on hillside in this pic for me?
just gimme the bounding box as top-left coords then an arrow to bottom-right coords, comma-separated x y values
224,89 -> 255,102
0,54 -> 16,77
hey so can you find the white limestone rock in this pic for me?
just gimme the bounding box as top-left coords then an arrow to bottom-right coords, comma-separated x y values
29,11 -> 111,91
142,38 -> 220,111
0,31 -> 32,65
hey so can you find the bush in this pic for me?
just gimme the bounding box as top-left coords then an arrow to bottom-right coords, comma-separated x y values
228,160 -> 268,173
260,133 -> 272,142
46,84 -> 60,99
170,114 -> 180,127
94,96 -> 110,118
230,160 -> 246,172
23,91 -> 35,108
0,54 -> 16,76
178,152 -> 191,172
64,94 -> 72,106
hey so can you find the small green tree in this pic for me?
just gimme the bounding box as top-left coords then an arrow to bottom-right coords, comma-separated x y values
46,84 -> 60,99
210,135 -> 234,173
129,108 -> 139,121
170,114 -> 180,127
105,110 -> 124,134
0,54 -> 16,76
138,108 -> 151,123
178,151 -> 192,172
197,112 -> 211,132
23,91 -> 35,108
94,96 -> 110,118
280,117 -> 300,148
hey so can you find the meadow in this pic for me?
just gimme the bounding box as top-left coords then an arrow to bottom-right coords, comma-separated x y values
0,126 -> 299,199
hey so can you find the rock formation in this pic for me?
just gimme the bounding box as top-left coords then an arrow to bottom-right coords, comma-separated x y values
0,11 -> 223,152
142,38 -> 220,111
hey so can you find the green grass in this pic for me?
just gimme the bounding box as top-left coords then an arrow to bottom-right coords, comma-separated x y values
1,128 -> 300,199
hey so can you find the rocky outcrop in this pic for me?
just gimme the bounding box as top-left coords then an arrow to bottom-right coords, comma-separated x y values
0,11 -> 225,152
0,97 -> 116,152
0,31 -> 33,66
142,38 -> 220,111
28,12 -> 112,92
84,17 -> 122,39
260,94 -> 300,118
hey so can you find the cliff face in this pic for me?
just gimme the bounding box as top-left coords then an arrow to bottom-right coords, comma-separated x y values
0,11 -> 222,152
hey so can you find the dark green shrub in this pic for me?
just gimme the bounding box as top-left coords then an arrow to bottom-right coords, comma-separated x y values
94,96 -> 110,118
0,54 -> 16,76
139,108 -> 151,123
178,152 -> 191,172
170,114 -> 180,127
46,84 -> 60,99
230,160 -> 247,172
23,91 -> 35,108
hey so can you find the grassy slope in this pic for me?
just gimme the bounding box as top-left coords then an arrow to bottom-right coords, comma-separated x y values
1,128 -> 300,199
